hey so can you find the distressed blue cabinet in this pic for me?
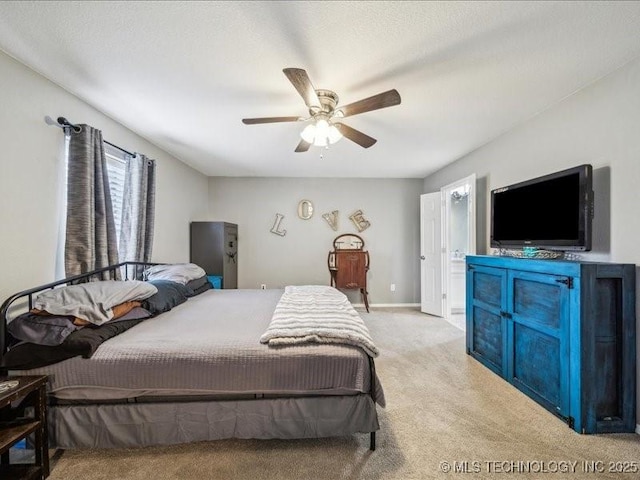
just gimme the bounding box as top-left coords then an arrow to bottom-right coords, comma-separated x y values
466,255 -> 636,434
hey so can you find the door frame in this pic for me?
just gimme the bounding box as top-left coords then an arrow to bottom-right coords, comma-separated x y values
441,174 -> 476,320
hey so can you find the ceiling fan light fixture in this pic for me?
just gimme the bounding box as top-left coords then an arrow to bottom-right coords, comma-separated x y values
313,134 -> 328,147
327,124 -> 342,144
300,119 -> 342,147
315,118 -> 329,134
300,124 -> 316,143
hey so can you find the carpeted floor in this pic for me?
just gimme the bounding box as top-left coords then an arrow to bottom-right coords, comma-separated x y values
44,308 -> 638,479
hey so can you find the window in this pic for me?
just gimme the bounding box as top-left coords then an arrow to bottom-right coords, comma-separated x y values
104,143 -> 128,247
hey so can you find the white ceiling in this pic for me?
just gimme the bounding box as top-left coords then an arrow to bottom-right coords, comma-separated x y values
1,1 -> 640,178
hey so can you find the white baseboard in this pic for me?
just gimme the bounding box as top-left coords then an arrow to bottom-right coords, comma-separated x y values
352,303 -> 420,308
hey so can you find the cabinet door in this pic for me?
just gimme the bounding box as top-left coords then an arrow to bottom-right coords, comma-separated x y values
466,264 -> 508,377
222,225 -> 238,289
190,222 -> 223,275
335,252 -> 366,289
507,270 -> 570,420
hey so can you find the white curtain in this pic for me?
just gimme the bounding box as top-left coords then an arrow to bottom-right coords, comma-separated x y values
55,134 -> 69,280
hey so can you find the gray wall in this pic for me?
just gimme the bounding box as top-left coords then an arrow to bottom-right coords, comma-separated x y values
208,177 -> 423,304
0,50 -> 209,301
423,56 -> 640,429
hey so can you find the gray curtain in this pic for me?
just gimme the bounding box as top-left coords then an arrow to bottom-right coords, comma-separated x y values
65,125 -> 119,279
119,153 -> 156,263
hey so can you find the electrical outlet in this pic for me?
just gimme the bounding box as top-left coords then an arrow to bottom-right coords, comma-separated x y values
260,284 -> 267,290
390,283 -> 396,292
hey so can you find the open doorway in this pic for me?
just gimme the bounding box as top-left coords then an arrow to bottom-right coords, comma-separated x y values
441,174 -> 476,329
420,174 -> 476,329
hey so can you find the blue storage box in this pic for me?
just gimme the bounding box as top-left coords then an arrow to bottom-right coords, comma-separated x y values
207,275 -> 222,289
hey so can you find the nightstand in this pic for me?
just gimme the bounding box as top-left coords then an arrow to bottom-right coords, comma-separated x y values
0,375 -> 49,480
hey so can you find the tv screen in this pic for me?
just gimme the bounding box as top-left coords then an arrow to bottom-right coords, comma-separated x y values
491,164 -> 593,251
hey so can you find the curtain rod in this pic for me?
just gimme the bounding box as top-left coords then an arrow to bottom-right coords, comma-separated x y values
45,115 -> 136,157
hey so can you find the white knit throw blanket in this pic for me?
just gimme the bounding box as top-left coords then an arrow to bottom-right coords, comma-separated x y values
260,285 -> 379,357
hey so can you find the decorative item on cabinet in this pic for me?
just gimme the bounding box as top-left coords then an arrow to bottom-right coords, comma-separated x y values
328,233 -> 370,312
190,222 -> 238,289
466,255 -> 636,434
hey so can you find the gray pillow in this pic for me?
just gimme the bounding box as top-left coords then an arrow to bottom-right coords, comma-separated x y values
188,281 -> 213,297
8,312 -> 78,346
185,275 -> 209,292
143,263 -> 206,285
111,306 -> 153,322
34,280 -> 157,326
143,280 -> 191,314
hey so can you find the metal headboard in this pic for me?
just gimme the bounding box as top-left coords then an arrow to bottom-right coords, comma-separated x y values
0,261 -> 158,361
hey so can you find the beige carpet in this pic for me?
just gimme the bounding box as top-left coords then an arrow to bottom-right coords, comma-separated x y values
46,308 -> 639,479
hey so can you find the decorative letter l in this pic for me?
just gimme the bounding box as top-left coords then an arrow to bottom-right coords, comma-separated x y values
270,213 -> 287,236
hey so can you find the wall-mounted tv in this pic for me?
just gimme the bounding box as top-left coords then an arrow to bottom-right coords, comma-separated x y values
490,164 -> 594,251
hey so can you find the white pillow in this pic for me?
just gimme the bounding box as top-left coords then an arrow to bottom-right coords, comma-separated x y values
143,263 -> 206,285
34,280 -> 157,326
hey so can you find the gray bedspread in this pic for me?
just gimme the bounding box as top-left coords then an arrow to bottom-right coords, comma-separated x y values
24,289 -> 385,406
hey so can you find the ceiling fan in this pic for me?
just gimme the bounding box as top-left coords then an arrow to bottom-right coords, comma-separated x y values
242,68 -> 401,152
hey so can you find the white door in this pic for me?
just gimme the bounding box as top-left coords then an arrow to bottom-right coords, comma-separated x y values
420,192 -> 444,316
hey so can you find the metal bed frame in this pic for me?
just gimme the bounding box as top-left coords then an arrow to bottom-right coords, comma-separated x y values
0,262 -> 378,450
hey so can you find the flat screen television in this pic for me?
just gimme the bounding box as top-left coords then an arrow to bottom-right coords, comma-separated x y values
490,164 -> 594,251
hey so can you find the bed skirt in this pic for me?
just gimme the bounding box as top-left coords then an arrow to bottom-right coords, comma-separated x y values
49,394 -> 379,449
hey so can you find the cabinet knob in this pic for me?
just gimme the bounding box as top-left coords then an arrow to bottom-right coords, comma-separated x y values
420,255 -> 425,260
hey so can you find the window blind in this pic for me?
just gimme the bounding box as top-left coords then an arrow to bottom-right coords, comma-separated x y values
104,144 -> 128,245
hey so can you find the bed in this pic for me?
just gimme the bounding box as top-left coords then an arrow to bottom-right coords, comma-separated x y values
0,262 -> 383,450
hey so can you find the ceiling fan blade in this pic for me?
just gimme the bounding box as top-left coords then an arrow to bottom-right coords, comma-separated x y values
337,89 -> 401,118
283,68 -> 321,109
295,139 -> 312,152
242,116 -> 301,125
334,123 -> 377,148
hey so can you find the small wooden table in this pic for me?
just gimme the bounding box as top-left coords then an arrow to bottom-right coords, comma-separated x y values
0,375 -> 49,480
